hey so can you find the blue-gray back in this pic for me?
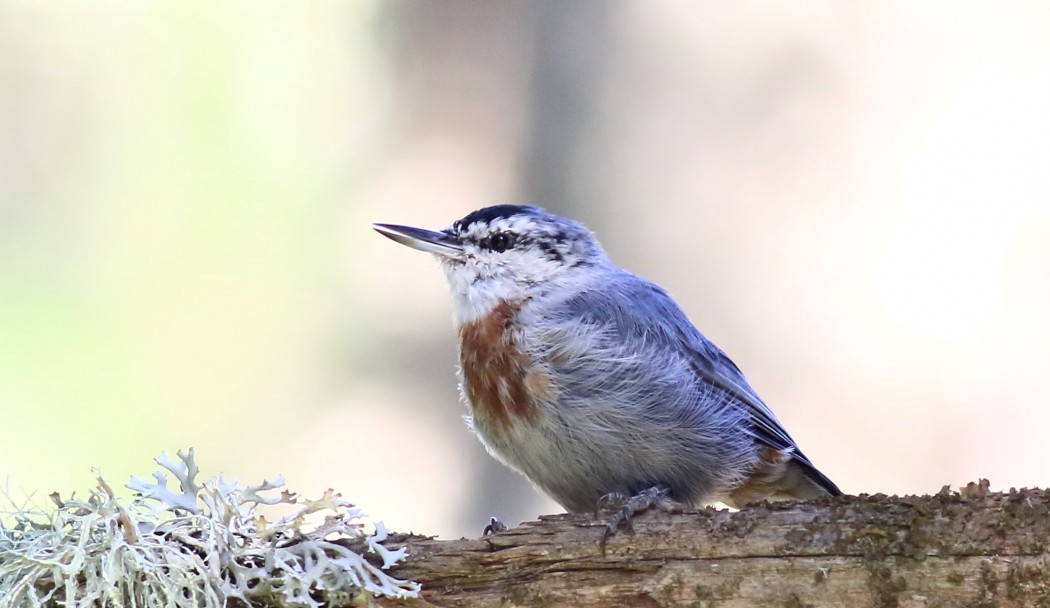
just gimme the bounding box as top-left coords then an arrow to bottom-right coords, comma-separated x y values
528,268 -> 839,497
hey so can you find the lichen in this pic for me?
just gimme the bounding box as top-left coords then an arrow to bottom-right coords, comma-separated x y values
0,449 -> 420,608
1004,558 -> 1050,605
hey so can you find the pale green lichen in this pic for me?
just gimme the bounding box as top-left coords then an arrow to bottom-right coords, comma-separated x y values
0,449 -> 420,608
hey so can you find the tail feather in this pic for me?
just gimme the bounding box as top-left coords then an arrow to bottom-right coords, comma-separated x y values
781,456 -> 841,499
725,447 -> 841,507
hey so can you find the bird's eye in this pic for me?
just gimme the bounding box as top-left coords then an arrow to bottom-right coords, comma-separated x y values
488,232 -> 513,253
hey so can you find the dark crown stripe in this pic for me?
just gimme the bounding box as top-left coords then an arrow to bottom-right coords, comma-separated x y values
453,205 -> 541,232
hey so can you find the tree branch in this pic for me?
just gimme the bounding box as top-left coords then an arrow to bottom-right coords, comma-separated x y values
381,482 -> 1050,607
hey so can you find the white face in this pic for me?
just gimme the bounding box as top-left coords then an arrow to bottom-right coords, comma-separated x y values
436,210 -> 607,326
440,216 -> 562,324
374,206 -> 609,326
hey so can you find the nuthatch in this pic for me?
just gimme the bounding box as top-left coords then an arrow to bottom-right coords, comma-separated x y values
374,205 -> 840,533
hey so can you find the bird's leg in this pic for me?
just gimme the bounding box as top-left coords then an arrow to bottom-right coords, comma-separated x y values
596,486 -> 670,555
593,491 -> 630,518
482,516 -> 507,536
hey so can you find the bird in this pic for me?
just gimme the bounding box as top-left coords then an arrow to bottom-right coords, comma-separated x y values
373,205 -> 841,538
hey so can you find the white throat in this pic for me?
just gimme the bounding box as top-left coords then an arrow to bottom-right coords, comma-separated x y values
444,267 -> 527,327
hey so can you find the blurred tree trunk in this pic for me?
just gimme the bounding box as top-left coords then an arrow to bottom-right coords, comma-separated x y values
379,483 -> 1050,607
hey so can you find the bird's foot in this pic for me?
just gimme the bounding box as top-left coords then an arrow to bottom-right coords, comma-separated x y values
593,491 -> 629,518
595,486 -> 669,555
482,516 -> 507,536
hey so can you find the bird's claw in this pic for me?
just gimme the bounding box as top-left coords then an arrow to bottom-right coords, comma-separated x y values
596,486 -> 669,556
482,516 -> 507,536
594,491 -> 629,517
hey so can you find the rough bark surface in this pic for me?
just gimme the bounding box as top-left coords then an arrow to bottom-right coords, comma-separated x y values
379,482 -> 1050,607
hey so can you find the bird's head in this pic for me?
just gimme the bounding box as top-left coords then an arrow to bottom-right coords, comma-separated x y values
374,205 -> 608,324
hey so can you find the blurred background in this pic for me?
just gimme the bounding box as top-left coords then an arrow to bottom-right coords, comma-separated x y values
1,0 -> 1049,539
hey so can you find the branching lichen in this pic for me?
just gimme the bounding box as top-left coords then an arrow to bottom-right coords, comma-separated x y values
0,449 -> 420,608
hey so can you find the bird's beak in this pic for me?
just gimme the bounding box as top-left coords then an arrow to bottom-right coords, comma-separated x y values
372,223 -> 465,260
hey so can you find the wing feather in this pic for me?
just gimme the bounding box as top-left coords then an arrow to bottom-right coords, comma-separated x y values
549,272 -> 840,496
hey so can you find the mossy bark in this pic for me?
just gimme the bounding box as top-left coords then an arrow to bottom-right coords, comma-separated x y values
379,482 -> 1050,607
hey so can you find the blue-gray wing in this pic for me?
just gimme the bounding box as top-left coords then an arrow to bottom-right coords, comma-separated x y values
545,271 -> 839,496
